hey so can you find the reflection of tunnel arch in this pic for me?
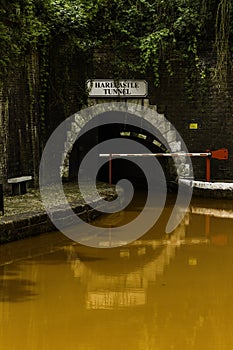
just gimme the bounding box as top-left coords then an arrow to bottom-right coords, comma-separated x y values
66,211 -> 189,309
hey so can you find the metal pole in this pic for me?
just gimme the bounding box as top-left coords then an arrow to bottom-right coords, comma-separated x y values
206,150 -> 211,181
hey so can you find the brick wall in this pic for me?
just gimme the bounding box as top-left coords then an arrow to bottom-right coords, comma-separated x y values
0,87 -> 8,185
45,40 -> 88,136
92,51 -> 233,181
0,52 -> 41,188
149,64 -> 233,180
0,43 -> 88,190
0,46 -> 232,187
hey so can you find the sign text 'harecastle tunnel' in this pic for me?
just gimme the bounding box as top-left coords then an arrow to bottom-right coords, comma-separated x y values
87,79 -> 148,97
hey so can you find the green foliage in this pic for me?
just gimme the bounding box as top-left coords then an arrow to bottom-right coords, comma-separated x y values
72,0 -> 231,89
0,0 -> 232,90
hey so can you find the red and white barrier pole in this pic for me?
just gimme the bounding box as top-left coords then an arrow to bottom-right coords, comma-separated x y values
99,148 -> 228,184
100,152 -> 211,158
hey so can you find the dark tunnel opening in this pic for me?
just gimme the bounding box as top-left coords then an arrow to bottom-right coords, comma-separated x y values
68,120 -> 178,193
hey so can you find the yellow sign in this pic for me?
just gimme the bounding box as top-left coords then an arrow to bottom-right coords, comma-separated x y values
189,123 -> 198,129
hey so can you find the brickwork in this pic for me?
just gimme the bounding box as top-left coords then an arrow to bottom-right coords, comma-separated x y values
149,65 -> 233,181
0,87 -> 8,185
0,52 -> 42,189
0,47 -> 232,186
45,40 -> 88,135
92,51 -> 233,180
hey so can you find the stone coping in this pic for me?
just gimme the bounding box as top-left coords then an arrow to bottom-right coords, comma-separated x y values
180,179 -> 233,190
179,179 -> 233,199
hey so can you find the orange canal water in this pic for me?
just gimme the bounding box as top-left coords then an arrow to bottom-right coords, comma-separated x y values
0,193 -> 233,350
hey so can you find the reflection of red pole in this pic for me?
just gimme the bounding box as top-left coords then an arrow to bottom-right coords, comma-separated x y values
206,150 -> 211,181
109,225 -> 112,247
109,154 -> 112,185
205,215 -> 210,236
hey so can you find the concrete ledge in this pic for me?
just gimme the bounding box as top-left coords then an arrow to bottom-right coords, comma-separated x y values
180,179 -> 233,199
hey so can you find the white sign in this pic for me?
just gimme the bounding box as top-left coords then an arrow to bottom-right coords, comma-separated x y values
87,79 -> 148,98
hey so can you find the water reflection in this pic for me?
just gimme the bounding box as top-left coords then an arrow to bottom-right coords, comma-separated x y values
0,194 -> 233,350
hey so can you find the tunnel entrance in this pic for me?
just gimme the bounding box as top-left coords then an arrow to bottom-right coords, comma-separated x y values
97,123 -> 177,190
69,119 -> 177,191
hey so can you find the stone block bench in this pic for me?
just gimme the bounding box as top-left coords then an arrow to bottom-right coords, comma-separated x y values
7,176 -> 32,195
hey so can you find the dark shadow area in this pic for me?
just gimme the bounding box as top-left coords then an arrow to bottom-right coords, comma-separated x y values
69,115 -> 178,193
0,276 -> 37,302
0,231 -> 70,266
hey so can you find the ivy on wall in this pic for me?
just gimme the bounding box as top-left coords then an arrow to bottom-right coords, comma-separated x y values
214,0 -> 232,91
0,0 -> 232,92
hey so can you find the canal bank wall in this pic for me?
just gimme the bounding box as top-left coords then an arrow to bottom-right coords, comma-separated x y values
0,202 -> 112,245
0,183 -> 117,244
1,181 -> 233,245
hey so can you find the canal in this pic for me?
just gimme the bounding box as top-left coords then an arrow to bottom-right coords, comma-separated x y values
0,193 -> 233,350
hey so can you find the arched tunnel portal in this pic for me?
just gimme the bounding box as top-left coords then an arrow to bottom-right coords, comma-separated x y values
68,113 -> 178,192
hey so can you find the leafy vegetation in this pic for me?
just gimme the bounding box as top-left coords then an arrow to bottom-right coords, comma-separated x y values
0,0 -> 232,90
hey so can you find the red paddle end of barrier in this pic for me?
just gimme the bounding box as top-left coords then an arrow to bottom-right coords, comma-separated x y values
211,148 -> 228,160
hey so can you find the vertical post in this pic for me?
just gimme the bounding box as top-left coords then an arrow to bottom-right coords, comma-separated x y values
109,154 -> 112,185
206,150 -> 211,182
0,184 -> 4,215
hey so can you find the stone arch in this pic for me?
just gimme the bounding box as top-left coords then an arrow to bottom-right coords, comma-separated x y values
61,99 -> 192,181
